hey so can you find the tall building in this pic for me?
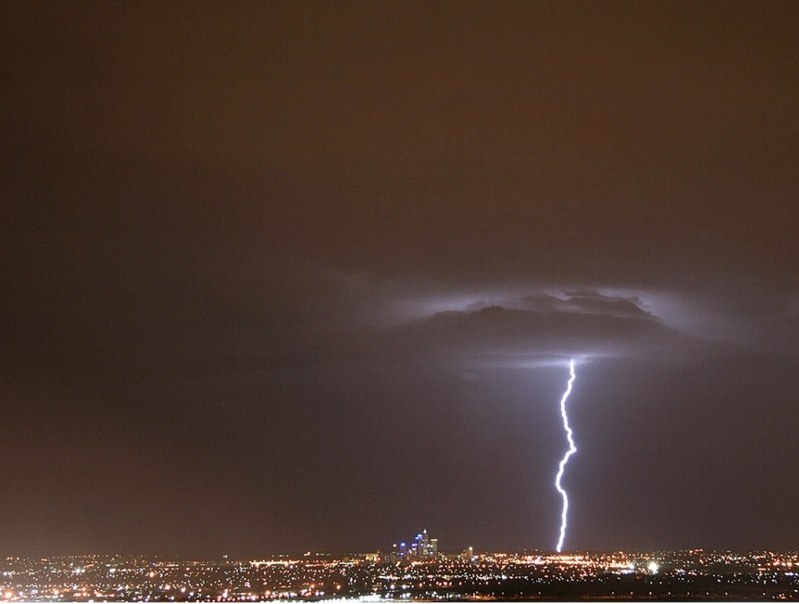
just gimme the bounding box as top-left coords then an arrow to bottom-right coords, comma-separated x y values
393,529 -> 438,562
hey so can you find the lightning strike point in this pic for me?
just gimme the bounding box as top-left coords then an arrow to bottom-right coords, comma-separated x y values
555,358 -> 577,553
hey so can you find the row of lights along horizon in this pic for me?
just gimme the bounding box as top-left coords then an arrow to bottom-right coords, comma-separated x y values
3,546 -> 799,601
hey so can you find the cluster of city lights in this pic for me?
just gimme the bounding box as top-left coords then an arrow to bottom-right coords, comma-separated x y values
2,550 -> 799,601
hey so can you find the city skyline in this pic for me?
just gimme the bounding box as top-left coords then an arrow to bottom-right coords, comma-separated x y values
2,1 -> 799,558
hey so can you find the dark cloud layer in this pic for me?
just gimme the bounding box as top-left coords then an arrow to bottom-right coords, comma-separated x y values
395,293 -> 685,362
2,1 -> 799,557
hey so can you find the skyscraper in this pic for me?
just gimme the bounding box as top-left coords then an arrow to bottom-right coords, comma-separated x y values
392,530 -> 439,562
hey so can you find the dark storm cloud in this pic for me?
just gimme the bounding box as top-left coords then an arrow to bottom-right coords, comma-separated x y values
515,292 -> 651,318
328,275 -> 758,370
393,292 -> 683,362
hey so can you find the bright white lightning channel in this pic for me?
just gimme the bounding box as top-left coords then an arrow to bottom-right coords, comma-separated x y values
555,358 -> 577,553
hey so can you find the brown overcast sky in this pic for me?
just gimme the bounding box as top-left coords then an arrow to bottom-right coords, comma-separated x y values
2,1 -> 799,556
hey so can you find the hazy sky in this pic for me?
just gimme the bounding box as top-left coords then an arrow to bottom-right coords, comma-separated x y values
2,1 -> 799,557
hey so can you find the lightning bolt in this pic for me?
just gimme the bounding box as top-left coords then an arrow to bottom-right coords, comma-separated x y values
555,358 -> 577,553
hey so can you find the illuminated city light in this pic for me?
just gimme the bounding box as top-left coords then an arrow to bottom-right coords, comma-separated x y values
2,551 -> 798,600
554,358 -> 577,553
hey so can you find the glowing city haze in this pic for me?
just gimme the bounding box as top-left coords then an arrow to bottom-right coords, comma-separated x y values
554,359 -> 577,553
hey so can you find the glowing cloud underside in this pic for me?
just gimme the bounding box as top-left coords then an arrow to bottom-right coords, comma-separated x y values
555,359 -> 577,553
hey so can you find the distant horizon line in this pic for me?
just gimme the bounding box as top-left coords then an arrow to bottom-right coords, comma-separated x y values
4,547 -> 795,560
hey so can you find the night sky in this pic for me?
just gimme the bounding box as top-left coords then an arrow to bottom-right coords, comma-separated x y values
2,1 -> 799,558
